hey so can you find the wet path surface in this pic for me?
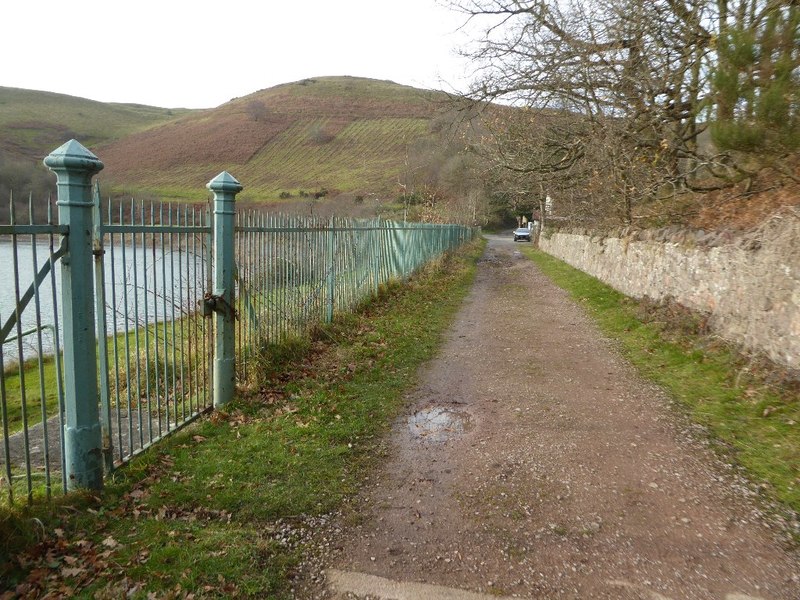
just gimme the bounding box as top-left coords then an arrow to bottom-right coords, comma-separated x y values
407,406 -> 472,442
314,237 -> 799,599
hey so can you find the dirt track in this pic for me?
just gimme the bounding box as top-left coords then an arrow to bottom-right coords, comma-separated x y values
312,235 -> 799,599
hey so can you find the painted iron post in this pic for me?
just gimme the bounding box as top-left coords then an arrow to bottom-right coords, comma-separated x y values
326,216 -> 336,323
208,172 -> 242,408
44,140 -> 104,491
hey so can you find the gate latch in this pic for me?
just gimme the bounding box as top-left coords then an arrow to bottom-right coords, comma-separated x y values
201,292 -> 238,320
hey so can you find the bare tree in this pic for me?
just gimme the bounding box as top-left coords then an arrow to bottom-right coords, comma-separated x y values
449,0 -> 799,225
397,113 -> 496,226
245,100 -> 269,122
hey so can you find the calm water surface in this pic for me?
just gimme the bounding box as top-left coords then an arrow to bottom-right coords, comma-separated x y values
0,239 -> 206,363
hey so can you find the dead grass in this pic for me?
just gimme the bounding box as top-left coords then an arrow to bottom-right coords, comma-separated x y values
691,158 -> 800,232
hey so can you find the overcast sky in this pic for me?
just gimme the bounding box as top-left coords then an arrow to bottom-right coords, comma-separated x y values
2,0 -> 479,109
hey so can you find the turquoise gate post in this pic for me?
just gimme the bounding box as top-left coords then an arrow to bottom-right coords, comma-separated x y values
208,172 -> 242,408
44,140 -> 104,491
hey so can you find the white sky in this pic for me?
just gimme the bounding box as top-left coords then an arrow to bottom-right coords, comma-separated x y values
2,0 -> 478,109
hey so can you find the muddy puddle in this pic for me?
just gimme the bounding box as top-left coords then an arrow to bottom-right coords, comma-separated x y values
407,406 -> 472,442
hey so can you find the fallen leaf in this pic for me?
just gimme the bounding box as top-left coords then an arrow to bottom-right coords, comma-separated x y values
61,566 -> 85,578
101,536 -> 120,549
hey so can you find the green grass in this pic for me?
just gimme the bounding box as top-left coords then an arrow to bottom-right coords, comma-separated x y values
1,316 -> 210,436
1,239 -> 485,597
1,354 -> 61,435
521,246 -> 800,515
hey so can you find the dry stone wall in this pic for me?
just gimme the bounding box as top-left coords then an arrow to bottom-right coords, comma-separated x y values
538,212 -> 800,371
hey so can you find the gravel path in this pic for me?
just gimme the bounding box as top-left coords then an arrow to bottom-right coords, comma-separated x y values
309,235 -> 799,599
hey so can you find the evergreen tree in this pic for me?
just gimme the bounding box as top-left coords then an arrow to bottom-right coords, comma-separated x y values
712,2 -> 800,153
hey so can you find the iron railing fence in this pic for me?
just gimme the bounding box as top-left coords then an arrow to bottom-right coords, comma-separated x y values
234,214 -> 472,382
0,140 -> 478,506
94,196 -> 214,472
0,196 -> 68,504
0,192 -> 215,504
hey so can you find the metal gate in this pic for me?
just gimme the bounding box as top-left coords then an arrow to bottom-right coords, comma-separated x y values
0,197 -> 69,503
0,141 -> 214,504
93,192 -> 214,472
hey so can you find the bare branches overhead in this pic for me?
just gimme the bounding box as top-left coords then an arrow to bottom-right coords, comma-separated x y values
449,0 -> 799,226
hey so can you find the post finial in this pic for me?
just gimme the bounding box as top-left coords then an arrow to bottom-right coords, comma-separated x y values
207,171 -> 243,194
44,139 -> 104,174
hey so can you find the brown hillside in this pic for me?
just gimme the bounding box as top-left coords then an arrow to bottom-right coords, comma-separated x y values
99,110 -> 289,169
98,76 -> 442,197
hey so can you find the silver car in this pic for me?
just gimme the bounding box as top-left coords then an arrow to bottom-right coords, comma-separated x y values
513,227 -> 532,242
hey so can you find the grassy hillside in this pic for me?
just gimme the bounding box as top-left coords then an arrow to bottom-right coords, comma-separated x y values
97,77 -> 447,201
0,87 -> 192,161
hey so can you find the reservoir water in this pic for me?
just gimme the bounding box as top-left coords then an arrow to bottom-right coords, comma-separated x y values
0,238 -> 207,364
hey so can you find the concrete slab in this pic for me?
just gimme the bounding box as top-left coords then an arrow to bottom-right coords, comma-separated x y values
326,569 -> 531,600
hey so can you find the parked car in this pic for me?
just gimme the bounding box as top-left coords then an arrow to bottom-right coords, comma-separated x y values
513,227 -> 532,242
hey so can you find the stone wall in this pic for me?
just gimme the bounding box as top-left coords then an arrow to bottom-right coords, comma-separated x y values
538,213 -> 800,371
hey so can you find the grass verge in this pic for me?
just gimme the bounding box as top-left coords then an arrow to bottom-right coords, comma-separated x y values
0,238 -> 485,598
521,246 -> 800,521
